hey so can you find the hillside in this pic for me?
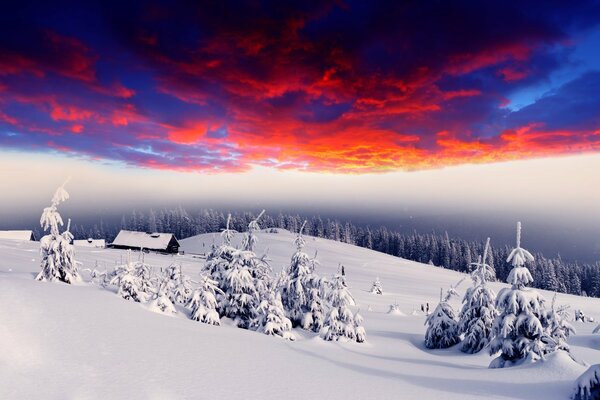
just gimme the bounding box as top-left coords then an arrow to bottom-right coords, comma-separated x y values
1,230 -> 599,400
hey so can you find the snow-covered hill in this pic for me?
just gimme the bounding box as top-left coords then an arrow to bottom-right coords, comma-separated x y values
1,230 -> 599,400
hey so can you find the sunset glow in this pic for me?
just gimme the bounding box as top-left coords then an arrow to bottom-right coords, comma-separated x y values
1,2 -> 600,172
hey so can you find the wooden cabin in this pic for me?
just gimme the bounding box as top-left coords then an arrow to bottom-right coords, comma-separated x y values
109,230 -> 180,254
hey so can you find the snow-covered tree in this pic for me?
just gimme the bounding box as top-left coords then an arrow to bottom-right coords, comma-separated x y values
161,264 -> 193,304
242,209 -> 265,252
280,221 -> 312,324
489,222 -> 548,368
302,274 -> 328,332
544,294 -> 576,354
204,214 -> 238,312
572,365 -> 600,400
222,249 -> 261,329
148,278 -> 177,314
459,238 -> 498,354
188,275 -> 222,325
370,277 -> 383,295
278,222 -> 329,332
424,283 -> 462,349
321,274 -> 366,343
36,180 -> 80,284
256,292 -> 295,340
108,250 -> 153,303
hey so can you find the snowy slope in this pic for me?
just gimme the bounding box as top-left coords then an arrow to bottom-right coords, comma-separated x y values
1,230 -> 599,400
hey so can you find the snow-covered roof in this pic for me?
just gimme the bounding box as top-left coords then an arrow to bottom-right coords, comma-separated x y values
0,230 -> 34,241
73,239 -> 106,248
111,230 -> 178,251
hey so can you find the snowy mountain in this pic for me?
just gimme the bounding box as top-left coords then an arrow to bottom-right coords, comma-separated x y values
1,229 -> 599,400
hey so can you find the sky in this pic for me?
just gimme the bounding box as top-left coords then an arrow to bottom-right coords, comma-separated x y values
1,1 -> 600,259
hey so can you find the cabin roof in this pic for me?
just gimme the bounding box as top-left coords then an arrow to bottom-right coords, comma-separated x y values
0,230 -> 34,241
111,230 -> 178,251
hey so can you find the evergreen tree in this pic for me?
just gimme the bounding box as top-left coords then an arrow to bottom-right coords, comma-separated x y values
321,274 -> 366,343
572,364 -> 600,400
370,277 -> 383,295
188,275 -> 222,325
148,278 -> 177,314
544,294 -> 575,354
459,238 -> 497,354
302,273 -> 328,332
222,248 -> 261,329
424,283 -> 462,349
37,180 -> 80,284
242,209 -> 265,252
256,292 -> 295,340
489,222 -> 548,368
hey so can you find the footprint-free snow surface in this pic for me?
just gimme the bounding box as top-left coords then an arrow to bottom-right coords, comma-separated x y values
1,229 -> 599,399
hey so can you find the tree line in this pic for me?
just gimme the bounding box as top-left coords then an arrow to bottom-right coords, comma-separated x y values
58,207 -> 600,298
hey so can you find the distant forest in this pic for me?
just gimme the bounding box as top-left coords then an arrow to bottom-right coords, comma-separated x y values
37,207 -> 600,299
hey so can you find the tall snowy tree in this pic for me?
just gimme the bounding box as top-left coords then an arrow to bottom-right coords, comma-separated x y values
204,214 -> 238,313
459,238 -> 498,354
489,222 -> 548,368
242,209 -> 265,252
36,180 -> 80,284
321,274 -> 366,343
280,221 -> 312,325
279,222 -> 328,332
424,282 -> 462,349
222,248 -> 262,329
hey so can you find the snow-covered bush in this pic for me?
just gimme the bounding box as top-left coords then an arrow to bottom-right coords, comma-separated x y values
108,250 -> 153,303
148,279 -> 177,314
161,264 -> 193,304
572,365 -> 600,400
489,222 -> 549,368
188,275 -> 222,325
36,180 -> 80,284
425,284 -> 461,349
321,274 -> 366,343
544,294 -> 576,353
370,277 -> 383,295
459,238 -> 497,354
256,292 -> 295,340
388,302 -> 405,316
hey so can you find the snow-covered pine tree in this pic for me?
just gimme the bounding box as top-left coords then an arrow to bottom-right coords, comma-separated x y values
489,222 -> 548,368
370,277 -> 383,295
36,180 -> 80,284
302,274 -> 328,332
280,221 -> 312,325
242,209 -> 265,252
148,278 -> 177,314
572,365 -> 600,400
424,282 -> 462,349
204,214 -> 238,313
222,248 -> 261,329
108,250 -> 152,303
161,264 -> 193,304
256,292 -> 295,340
188,275 -> 222,325
544,294 -> 576,354
459,238 -> 498,354
321,274 -> 366,343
